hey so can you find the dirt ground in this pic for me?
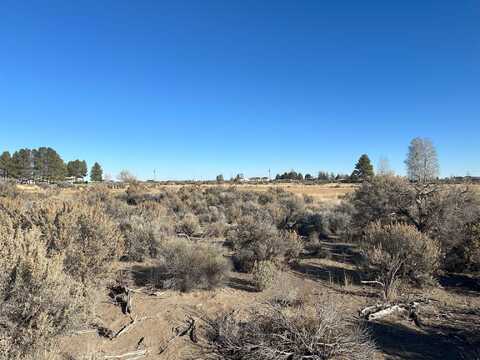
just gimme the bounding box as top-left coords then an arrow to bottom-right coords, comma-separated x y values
14,182 -> 480,359
59,242 -> 480,360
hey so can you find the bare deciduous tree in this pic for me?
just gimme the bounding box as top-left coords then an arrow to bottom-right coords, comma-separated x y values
377,157 -> 394,176
405,137 -> 439,182
117,169 -> 137,183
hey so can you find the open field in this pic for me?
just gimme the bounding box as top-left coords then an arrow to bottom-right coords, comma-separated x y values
58,246 -> 480,360
2,180 -> 480,360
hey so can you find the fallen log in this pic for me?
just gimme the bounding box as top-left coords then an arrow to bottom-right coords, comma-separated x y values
359,300 -> 425,326
104,349 -> 146,359
112,317 -> 137,339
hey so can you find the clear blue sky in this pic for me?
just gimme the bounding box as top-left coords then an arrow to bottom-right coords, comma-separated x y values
1,0 -> 479,180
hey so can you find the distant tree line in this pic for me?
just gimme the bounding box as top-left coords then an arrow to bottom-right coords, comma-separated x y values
0,147 -> 103,183
275,170 -> 351,182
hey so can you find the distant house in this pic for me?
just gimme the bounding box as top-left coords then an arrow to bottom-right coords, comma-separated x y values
65,176 -> 85,184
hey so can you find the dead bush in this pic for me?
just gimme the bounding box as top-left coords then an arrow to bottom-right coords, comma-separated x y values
362,222 -> 441,300
202,303 -> 376,360
153,238 -> 230,292
0,218 -> 89,359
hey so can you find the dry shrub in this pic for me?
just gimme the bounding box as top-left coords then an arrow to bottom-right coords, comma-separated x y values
228,214 -> 302,272
204,220 -> 228,238
63,205 -> 123,285
464,222 -> 480,270
362,222 -> 441,300
10,199 -> 123,285
350,176 -> 480,272
295,202 -> 352,241
154,238 -> 230,292
176,212 -> 201,236
125,182 -> 150,205
0,217 -> 89,359
445,221 -> 480,272
203,303 -> 376,360
0,181 -> 19,198
349,175 -> 415,232
23,199 -> 79,252
120,215 -> 168,261
268,272 -> 304,307
252,260 -> 277,291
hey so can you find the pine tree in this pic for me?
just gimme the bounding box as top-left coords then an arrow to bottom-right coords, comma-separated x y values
90,162 -> 103,182
351,154 -> 374,182
80,160 -> 88,178
10,149 -> 34,180
33,147 -> 66,182
67,159 -> 88,180
0,151 -> 11,178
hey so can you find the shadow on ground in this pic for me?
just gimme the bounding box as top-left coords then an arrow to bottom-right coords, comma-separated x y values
439,273 -> 480,296
368,321 -> 465,360
227,275 -> 257,293
292,261 -> 363,285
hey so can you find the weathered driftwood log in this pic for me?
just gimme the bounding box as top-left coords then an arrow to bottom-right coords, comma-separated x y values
112,317 -> 137,339
103,349 -> 147,359
359,301 -> 424,326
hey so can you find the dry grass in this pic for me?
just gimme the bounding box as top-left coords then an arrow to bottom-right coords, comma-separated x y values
16,182 -> 356,202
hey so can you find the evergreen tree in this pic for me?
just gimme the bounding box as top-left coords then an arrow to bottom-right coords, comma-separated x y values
90,162 -> 103,182
80,160 -> 88,178
33,147 -> 66,182
10,149 -> 34,180
216,174 -> 224,183
318,171 -> 330,181
0,151 -> 11,178
67,159 -> 88,180
351,154 -> 374,182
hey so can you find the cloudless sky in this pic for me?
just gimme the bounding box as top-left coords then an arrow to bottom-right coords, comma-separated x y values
1,0 -> 479,180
